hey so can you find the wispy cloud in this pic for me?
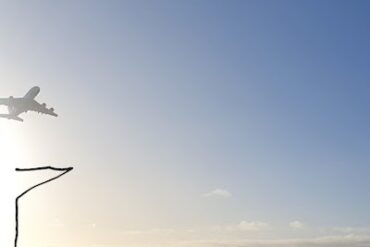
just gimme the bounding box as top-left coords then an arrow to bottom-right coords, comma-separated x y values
212,220 -> 270,233
237,221 -> 270,232
172,235 -> 370,247
203,189 -> 232,198
45,224 -> 370,247
40,234 -> 370,247
122,228 -> 176,236
289,220 -> 305,229
332,226 -> 370,234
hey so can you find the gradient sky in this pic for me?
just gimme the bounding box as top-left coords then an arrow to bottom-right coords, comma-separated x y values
1,1 -> 370,246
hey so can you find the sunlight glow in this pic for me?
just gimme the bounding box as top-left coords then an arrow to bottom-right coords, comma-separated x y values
0,123 -> 22,168
0,121 -> 25,244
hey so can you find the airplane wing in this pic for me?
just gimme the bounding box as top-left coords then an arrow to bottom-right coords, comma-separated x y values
29,100 -> 58,117
0,114 -> 23,122
0,98 -> 10,106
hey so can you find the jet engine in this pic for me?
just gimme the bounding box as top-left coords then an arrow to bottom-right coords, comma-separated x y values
50,108 -> 54,112
42,103 -> 47,107
8,96 -> 15,114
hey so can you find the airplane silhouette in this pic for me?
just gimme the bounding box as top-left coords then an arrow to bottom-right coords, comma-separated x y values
0,86 -> 57,122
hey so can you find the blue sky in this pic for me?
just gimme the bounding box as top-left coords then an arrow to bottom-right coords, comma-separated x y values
1,1 -> 370,246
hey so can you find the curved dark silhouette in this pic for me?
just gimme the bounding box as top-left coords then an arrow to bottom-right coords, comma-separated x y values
15,166 -> 73,247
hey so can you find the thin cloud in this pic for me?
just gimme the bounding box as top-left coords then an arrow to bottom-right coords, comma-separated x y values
237,221 -> 270,232
332,226 -> 370,234
172,235 -> 370,247
289,220 -> 305,229
213,220 -> 270,233
204,189 -> 232,198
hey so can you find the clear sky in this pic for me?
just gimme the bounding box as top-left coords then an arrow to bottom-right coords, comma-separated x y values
1,1 -> 370,246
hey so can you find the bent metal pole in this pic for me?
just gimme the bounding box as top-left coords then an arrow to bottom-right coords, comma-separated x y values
14,166 -> 73,247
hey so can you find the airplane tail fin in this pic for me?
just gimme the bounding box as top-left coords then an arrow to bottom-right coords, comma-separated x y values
0,114 -> 24,122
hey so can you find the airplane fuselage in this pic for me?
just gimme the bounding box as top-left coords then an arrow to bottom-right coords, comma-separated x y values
8,98 -> 36,116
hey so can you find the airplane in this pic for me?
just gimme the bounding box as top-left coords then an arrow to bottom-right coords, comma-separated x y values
0,86 -> 58,122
